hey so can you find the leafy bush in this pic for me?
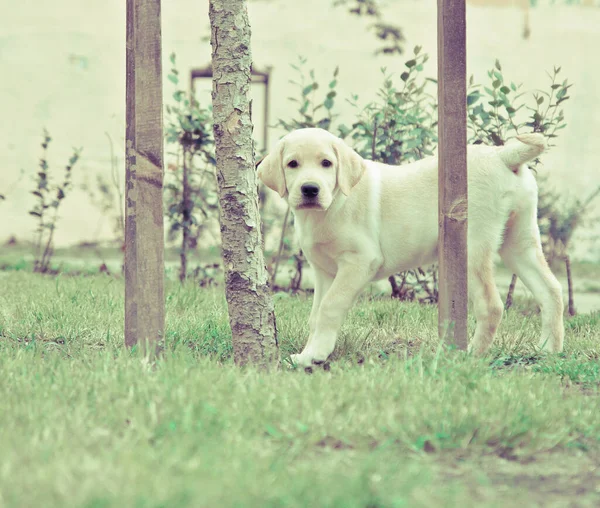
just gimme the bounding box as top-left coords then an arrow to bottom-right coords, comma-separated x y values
537,177 -> 600,266
344,47 -> 437,165
275,56 -> 341,133
29,130 -> 81,273
467,61 -> 570,146
164,53 -> 219,282
158,49 -> 579,300
272,49 -> 575,301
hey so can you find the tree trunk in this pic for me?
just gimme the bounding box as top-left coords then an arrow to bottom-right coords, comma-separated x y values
180,148 -> 191,283
565,255 -> 576,316
209,0 -> 279,368
505,274 -> 518,310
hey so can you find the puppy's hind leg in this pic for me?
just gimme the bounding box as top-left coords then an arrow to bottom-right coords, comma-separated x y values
468,247 -> 504,356
500,210 -> 564,353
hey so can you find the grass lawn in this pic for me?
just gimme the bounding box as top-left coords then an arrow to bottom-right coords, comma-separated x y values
0,271 -> 599,507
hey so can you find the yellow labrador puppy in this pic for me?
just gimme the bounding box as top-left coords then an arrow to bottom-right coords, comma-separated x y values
258,128 -> 563,368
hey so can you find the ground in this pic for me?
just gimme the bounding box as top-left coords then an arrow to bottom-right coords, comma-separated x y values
0,254 -> 599,507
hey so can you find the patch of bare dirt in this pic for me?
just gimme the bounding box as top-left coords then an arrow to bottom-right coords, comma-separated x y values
434,449 -> 600,506
315,436 -> 354,450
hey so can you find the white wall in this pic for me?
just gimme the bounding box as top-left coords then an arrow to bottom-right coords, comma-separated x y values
1,0 -> 598,259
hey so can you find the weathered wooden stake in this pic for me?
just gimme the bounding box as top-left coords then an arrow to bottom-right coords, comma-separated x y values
437,0 -> 468,349
125,0 -> 165,354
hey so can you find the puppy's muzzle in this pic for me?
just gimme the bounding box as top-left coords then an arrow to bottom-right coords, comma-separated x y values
301,182 -> 320,198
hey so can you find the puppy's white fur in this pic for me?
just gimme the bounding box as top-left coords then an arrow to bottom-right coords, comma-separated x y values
258,128 -> 564,367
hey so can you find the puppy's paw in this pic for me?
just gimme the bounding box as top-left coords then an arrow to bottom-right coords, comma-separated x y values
537,335 -> 564,354
290,353 -> 330,373
467,338 -> 492,357
290,353 -> 312,368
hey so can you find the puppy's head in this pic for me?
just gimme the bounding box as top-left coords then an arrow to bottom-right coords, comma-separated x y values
257,128 -> 365,211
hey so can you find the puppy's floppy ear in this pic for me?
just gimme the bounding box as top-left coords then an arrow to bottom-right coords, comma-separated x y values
333,138 -> 365,196
257,140 -> 287,198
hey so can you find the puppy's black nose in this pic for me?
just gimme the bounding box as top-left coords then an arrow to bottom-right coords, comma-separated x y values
301,183 -> 320,198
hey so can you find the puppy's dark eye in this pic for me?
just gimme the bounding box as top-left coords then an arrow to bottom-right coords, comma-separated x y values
287,160 -> 298,168
321,159 -> 332,168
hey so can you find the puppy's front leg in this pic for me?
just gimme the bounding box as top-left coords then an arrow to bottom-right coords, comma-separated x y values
291,258 -> 377,368
302,266 -> 334,351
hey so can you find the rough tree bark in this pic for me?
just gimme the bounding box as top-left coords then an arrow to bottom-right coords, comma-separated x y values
124,0 -> 165,355
209,0 -> 279,367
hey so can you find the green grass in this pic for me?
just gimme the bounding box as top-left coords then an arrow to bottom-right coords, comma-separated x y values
0,272 -> 599,507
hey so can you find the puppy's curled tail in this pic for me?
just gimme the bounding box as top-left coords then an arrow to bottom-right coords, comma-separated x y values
498,133 -> 547,174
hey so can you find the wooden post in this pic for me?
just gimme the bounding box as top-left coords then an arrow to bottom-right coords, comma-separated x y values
125,0 -> 165,354
437,0 -> 468,349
